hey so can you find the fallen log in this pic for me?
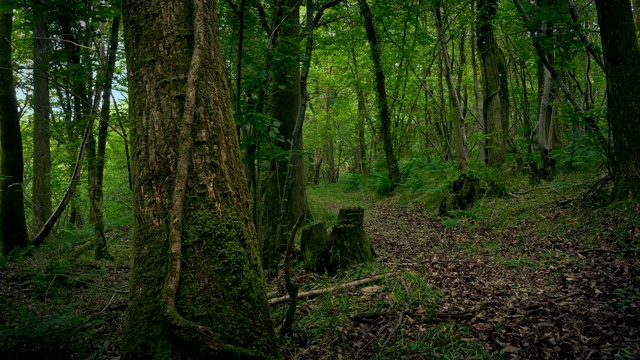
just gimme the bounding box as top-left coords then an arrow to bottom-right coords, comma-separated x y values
269,272 -> 399,306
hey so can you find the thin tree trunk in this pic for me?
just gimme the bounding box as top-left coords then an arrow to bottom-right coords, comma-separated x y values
634,0 -> 640,38
0,4 -> 29,254
90,15 -> 120,260
470,0 -> 484,160
358,0 -> 401,185
32,0 -> 52,233
433,1 -> 468,169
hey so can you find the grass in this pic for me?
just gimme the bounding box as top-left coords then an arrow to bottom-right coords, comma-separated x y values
2,157 -> 639,359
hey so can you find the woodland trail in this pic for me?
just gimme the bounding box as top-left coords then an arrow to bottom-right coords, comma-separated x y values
361,199 -> 640,359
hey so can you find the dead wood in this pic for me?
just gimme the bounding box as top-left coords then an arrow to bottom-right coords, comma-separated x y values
269,272 -> 399,305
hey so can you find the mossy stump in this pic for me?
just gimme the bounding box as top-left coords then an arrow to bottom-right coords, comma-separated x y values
300,222 -> 331,273
439,174 -> 480,215
328,207 -> 375,271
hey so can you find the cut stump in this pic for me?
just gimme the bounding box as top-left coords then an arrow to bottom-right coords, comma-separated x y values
439,174 -> 480,215
300,222 -> 331,273
329,207 -> 375,271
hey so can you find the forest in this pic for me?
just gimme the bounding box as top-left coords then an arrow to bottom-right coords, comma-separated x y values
0,0 -> 639,358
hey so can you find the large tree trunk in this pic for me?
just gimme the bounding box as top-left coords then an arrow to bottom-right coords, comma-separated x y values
477,0 -> 509,167
0,3 -> 29,255
261,0 -> 312,269
121,0 -> 279,358
32,0 -> 52,234
594,0 -> 640,200
358,0 -> 401,186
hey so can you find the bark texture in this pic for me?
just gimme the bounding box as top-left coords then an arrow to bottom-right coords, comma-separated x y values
595,0 -> 640,200
121,0 -> 278,358
358,0 -> 401,186
433,0 -> 468,169
262,0 -> 312,269
477,0 -> 509,166
0,4 -> 29,254
32,0 -> 52,233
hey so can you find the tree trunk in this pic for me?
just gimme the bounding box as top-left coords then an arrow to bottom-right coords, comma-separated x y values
477,0 -> 509,167
262,0 -> 312,269
32,0 -> 52,234
121,0 -> 279,357
633,0 -> 640,38
89,15 -> 120,261
358,0 -> 401,186
470,0 -> 484,161
594,0 -> 640,200
350,47 -> 369,174
433,0 -> 468,169
0,3 -> 29,255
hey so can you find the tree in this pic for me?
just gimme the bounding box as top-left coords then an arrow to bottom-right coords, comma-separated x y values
0,2 -> 29,255
358,0 -> 401,185
121,0 -> 279,357
477,0 -> 509,167
594,0 -> 640,200
433,0 -> 469,169
32,0 -> 52,233
261,0 -> 312,269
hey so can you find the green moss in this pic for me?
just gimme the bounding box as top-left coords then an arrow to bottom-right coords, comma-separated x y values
123,209 -> 279,360
179,209 -> 278,358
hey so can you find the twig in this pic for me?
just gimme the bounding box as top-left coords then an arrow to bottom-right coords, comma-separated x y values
47,273 -> 128,293
578,248 -> 629,254
269,272 -> 399,305
280,213 -> 305,335
99,291 -> 118,314
431,307 -> 482,319
378,277 -> 412,354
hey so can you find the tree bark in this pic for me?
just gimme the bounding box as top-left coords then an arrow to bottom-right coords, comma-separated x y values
358,0 -> 401,185
477,0 -> 509,167
121,0 -> 279,358
32,0 -> 52,234
433,0 -> 468,169
594,0 -> 640,200
89,15 -> 120,261
262,0 -> 312,269
0,3 -> 29,254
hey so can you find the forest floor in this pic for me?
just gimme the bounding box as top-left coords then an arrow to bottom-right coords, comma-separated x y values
277,179 -> 640,359
1,173 -> 639,359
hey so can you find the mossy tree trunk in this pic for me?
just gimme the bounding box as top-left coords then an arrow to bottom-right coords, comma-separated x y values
358,0 -> 401,186
595,0 -> 640,201
121,0 -> 279,358
262,0 -> 312,269
0,3 -> 29,255
477,0 -> 509,167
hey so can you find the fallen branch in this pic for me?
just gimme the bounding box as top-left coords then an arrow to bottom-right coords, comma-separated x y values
578,248 -> 631,254
269,272 -> 399,305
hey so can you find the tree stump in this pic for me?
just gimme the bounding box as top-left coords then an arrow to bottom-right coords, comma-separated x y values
439,174 -> 480,215
329,207 -> 375,271
300,222 -> 331,273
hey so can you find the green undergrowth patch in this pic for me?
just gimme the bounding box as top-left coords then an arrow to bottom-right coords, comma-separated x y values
307,179 -> 379,225
0,222 -> 131,359
277,262 -> 493,358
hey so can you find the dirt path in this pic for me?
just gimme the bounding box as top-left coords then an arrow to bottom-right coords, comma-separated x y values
364,200 -> 640,359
